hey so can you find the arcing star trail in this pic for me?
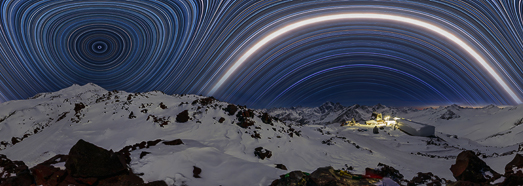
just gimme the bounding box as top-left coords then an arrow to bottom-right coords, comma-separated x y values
1,0 -> 523,108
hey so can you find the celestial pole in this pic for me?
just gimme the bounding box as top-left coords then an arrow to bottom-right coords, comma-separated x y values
1,1 -> 523,108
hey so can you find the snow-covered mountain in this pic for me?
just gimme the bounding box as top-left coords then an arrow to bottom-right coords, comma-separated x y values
1,84 -> 522,185
265,102 -> 415,125
267,102 -> 523,148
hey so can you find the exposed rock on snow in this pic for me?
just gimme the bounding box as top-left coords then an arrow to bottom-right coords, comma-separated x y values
175,110 -> 189,123
254,147 -> 272,160
0,154 -> 31,185
440,109 -> 460,120
408,172 -> 446,186
275,164 -> 287,170
450,150 -> 500,183
270,166 -> 381,186
163,139 -> 184,146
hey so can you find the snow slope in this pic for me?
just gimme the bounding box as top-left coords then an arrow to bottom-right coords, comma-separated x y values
0,84 -> 522,185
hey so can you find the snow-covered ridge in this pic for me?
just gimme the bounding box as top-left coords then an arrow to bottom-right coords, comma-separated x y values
1,83 -> 522,185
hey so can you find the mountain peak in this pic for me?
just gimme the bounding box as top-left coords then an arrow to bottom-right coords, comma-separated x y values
482,104 -> 498,109
445,104 -> 463,110
318,101 -> 344,113
373,103 -> 387,110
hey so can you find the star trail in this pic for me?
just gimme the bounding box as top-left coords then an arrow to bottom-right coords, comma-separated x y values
1,0 -> 523,108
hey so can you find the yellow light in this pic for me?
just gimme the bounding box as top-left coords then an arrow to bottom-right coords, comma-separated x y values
393,117 -> 400,120
209,13 -> 521,104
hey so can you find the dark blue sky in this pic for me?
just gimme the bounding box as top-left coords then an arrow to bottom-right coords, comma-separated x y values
1,0 -> 523,108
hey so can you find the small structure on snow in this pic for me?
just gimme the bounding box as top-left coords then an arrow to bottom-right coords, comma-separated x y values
396,119 -> 435,137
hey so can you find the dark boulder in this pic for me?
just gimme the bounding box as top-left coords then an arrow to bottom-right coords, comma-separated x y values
237,109 -> 255,128
373,126 -> 379,134
309,166 -> 340,185
30,155 -> 68,185
163,139 -> 184,146
224,104 -> 238,115
176,110 -> 190,123
408,172 -> 445,186
450,150 -> 500,183
271,166 -> 383,186
193,166 -> 202,178
254,147 -> 272,160
505,154 -> 523,173
275,164 -> 287,170
372,163 -> 404,183
128,112 -> 136,119
261,113 -> 272,124
74,102 -> 86,114
270,171 -> 309,186
192,97 -> 215,106
500,154 -> 523,185
65,139 -> 127,178
0,154 -> 33,186
310,166 -> 382,186
140,151 -> 151,159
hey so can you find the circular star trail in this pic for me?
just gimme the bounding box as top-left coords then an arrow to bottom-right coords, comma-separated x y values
1,0 -> 523,108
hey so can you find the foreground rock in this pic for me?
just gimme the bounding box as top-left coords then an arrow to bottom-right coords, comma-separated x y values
500,154 -> 523,185
0,154 -> 33,186
66,139 -> 127,178
0,139 -> 168,186
450,150 -> 500,184
270,166 -> 381,186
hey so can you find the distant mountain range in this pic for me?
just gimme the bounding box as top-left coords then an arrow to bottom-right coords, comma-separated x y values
264,101 -> 485,125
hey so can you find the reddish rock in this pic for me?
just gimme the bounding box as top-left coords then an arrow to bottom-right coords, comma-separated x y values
0,154 -> 32,185
224,104 -> 238,115
31,164 -> 60,185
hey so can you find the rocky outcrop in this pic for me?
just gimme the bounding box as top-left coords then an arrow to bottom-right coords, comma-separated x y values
224,104 -> 238,115
270,166 -> 381,186
450,150 -> 500,183
66,139 -> 127,178
408,172 -> 445,186
0,139 -> 168,186
0,154 -> 33,186
500,154 -> 523,185
366,163 -> 405,183
191,97 -> 216,106
237,109 -> 255,128
176,110 -> 190,122
254,147 -> 272,160
440,110 -> 460,120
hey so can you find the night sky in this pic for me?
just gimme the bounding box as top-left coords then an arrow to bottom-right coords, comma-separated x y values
1,1 -> 523,108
